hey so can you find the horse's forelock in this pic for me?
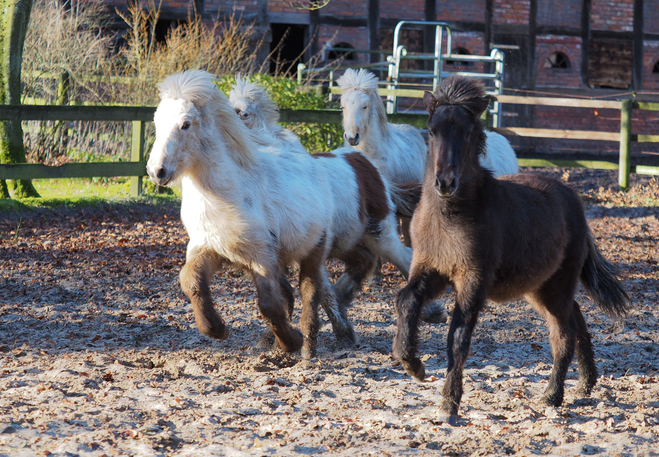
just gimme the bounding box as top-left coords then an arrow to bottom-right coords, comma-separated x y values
431,76 -> 490,118
337,68 -> 379,94
229,76 -> 280,124
158,70 -> 218,106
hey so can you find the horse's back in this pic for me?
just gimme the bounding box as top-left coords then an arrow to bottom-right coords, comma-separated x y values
486,173 -> 589,300
379,123 -> 427,184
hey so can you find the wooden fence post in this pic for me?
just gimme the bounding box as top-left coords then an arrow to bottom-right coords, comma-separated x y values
619,99 -> 632,190
130,120 -> 145,197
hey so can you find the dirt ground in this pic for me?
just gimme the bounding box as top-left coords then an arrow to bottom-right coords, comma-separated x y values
0,168 -> 658,457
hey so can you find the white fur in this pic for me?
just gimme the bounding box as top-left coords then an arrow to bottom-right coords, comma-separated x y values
229,75 -> 307,154
337,68 -> 519,181
147,70 -> 410,277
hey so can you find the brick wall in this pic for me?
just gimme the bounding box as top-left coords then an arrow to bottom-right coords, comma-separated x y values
493,0 -> 530,25
436,0 -> 486,23
209,1 -> 258,15
590,0 -> 633,32
444,32 -> 486,73
267,0 -> 305,15
645,0 -> 659,35
380,0 -> 424,20
535,35 -> 581,88
318,25 -> 370,65
323,0 -> 368,17
536,0 -> 581,28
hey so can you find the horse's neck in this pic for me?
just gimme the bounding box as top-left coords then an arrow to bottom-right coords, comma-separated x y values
360,119 -> 389,158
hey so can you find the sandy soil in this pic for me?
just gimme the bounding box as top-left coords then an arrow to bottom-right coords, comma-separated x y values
0,169 -> 658,456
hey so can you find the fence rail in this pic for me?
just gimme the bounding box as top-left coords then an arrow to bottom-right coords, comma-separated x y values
1,95 -> 659,196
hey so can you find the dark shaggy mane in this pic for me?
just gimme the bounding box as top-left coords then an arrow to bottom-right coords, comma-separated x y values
429,76 -> 491,118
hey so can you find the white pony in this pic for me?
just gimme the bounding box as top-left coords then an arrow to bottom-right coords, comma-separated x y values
147,70 -> 418,358
229,75 -> 307,154
337,68 -> 519,187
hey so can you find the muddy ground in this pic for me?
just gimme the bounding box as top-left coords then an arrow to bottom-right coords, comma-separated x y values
0,168 -> 658,456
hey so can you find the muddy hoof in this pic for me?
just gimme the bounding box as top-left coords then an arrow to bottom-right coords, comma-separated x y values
256,330 -> 276,350
334,325 -> 358,349
421,301 -> 448,324
197,321 -> 229,340
401,357 -> 425,382
301,347 -> 316,360
575,381 -> 596,397
438,411 -> 459,426
541,391 -> 564,407
277,329 -> 304,353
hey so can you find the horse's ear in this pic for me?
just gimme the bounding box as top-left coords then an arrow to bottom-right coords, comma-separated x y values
423,91 -> 436,115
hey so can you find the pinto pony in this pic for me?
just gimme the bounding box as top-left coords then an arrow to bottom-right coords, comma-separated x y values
393,76 -> 631,425
229,75 -> 307,154
146,70 -> 414,358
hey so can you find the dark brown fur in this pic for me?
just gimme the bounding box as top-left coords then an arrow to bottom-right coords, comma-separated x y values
394,76 -> 631,425
343,151 -> 390,227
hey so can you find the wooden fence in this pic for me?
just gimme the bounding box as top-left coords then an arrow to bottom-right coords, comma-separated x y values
1,95 -> 658,196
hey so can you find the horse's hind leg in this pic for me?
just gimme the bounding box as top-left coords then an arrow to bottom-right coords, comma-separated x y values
257,271 -> 295,350
252,271 -> 303,353
334,244 -> 377,309
300,248 -> 356,359
573,301 -> 598,397
179,249 -> 229,340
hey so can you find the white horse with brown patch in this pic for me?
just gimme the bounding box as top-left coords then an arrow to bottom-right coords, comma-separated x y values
229,75 -> 307,154
147,70 -> 416,358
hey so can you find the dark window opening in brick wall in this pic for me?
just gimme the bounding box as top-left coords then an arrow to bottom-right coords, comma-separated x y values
544,52 -> 570,69
270,24 -> 307,75
653,61 -> 659,74
155,19 -> 182,43
446,47 -> 473,66
328,42 -> 355,61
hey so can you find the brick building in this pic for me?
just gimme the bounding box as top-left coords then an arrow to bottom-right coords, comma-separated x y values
112,0 -> 659,158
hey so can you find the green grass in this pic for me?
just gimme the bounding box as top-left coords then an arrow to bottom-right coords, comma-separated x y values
0,177 -> 181,215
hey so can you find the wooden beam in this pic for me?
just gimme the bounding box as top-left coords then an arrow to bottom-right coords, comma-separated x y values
368,0 -> 380,64
619,99 -> 632,189
581,0 -> 591,87
494,127 -> 619,141
517,159 -> 619,170
633,0 -> 644,91
636,165 -> 659,176
0,105 -> 155,122
0,162 -> 147,181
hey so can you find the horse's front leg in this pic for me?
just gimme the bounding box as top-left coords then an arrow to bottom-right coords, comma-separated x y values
255,270 -> 296,350
441,280 -> 488,425
179,249 -> 228,340
393,267 -> 447,380
252,270 -> 303,353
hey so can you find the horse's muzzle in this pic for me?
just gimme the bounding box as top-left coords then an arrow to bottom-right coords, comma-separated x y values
435,175 -> 458,198
147,165 -> 173,186
344,132 -> 360,146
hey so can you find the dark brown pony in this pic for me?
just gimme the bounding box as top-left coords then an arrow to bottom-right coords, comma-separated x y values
393,75 -> 631,425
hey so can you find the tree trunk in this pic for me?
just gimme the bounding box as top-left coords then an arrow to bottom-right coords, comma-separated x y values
0,0 -> 39,198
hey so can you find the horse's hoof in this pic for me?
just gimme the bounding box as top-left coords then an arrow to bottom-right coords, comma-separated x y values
421,301 -> 448,324
541,392 -> 564,407
198,322 -> 229,340
437,411 -> 459,426
401,357 -> 425,382
301,347 -> 316,360
575,381 -> 596,397
256,330 -> 276,350
335,326 -> 358,349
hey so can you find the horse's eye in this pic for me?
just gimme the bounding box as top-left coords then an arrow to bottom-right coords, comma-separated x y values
362,105 -> 368,110
181,121 -> 191,130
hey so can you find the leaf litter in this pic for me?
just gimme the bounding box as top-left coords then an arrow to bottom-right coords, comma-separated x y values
0,168 -> 657,456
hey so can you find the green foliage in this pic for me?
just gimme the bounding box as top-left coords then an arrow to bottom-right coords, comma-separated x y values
217,74 -> 343,153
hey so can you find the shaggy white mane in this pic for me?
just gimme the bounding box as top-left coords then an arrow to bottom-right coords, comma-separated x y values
158,70 -> 218,105
229,75 -> 281,124
336,68 -> 379,94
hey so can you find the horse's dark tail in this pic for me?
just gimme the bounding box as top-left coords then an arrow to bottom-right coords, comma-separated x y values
580,233 -> 632,318
389,181 -> 422,218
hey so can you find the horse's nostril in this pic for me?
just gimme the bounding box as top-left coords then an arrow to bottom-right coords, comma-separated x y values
156,167 -> 167,180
